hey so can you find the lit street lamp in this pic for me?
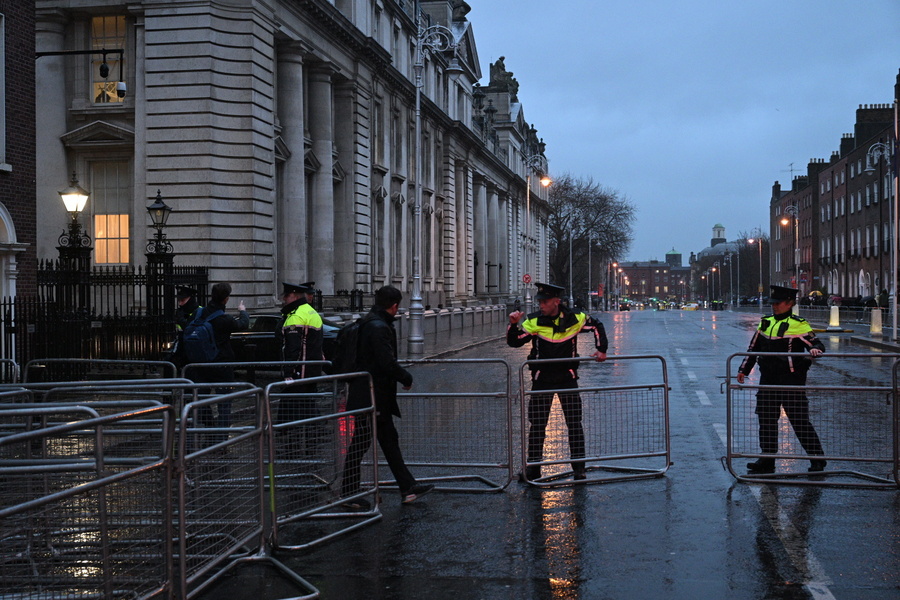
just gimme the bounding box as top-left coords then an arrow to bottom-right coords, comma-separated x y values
865,138 -> 897,341
408,13 -> 462,356
57,172 -> 91,254
781,204 -> 800,293
747,230 -> 763,312
606,261 -> 618,310
522,154 -> 551,309
56,172 -> 92,310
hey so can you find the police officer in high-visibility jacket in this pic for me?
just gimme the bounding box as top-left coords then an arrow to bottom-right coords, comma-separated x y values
275,281 -> 324,426
507,282 -> 608,481
737,285 -> 826,474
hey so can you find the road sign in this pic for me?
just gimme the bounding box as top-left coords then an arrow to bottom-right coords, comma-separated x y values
523,274 -> 532,284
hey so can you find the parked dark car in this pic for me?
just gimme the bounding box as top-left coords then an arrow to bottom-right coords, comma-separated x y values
230,313 -> 341,364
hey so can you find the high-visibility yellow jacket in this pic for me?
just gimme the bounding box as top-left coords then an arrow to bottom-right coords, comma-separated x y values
507,306 -> 608,382
739,312 -> 824,379
276,298 -> 324,379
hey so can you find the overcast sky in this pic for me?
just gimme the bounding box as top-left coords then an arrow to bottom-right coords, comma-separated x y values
468,0 -> 900,263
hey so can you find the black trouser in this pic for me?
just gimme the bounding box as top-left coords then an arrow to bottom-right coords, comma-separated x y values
528,378 -> 585,467
276,381 -> 326,456
341,411 -> 415,496
276,381 -> 319,424
755,386 -> 824,458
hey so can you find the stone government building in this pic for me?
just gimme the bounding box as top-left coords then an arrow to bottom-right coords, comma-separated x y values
35,0 -> 552,310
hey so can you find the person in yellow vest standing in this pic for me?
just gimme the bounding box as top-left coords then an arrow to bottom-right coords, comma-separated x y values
737,285 -> 827,474
507,282 -> 608,481
275,282 -> 325,433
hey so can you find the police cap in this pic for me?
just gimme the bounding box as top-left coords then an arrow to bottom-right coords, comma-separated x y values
534,282 -> 565,300
176,286 -> 197,300
281,282 -> 305,296
769,285 -> 799,302
298,282 -> 316,293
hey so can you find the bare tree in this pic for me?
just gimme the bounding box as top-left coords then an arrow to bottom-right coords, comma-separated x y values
547,174 -> 635,303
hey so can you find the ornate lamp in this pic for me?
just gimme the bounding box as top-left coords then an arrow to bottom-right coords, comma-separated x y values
146,190 -> 173,254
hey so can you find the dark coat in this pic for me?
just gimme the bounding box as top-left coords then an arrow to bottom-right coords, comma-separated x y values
190,301 -> 249,383
204,301 -> 250,362
346,307 -> 413,417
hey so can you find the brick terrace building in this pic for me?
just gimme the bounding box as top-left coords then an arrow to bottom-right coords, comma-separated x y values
0,2 -> 36,296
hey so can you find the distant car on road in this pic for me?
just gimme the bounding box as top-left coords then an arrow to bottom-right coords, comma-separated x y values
619,303 -> 631,311
230,313 -> 341,364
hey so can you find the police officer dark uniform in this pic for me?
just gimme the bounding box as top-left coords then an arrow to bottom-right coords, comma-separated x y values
507,282 -> 609,480
275,281 -> 324,425
737,285 -> 827,474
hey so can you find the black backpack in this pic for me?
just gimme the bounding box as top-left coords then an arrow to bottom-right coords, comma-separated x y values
332,315 -> 370,373
182,307 -> 224,363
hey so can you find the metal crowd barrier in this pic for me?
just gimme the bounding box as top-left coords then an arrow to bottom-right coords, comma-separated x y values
0,405 -> 177,599
182,360 -> 331,388
519,356 -> 671,487
23,358 -> 178,382
0,380 -> 319,599
266,374 -> 381,552
178,387 -> 318,599
372,358 -> 514,493
0,358 -> 18,383
726,352 -> 900,488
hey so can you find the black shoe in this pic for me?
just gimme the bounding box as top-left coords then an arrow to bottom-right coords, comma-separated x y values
340,497 -> 371,511
524,466 -> 541,480
572,464 -> 587,480
808,459 -> 827,472
746,459 -> 775,474
401,483 -> 434,504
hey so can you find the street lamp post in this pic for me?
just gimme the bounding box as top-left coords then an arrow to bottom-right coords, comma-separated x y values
587,236 -> 591,309
865,137 -> 897,341
568,233 -> 574,306
408,14 -> 461,357
146,190 -> 174,255
145,190 -> 176,317
712,263 -> 719,302
781,204 -> 800,293
725,252 -> 734,306
57,172 -> 91,310
606,261 -> 617,311
749,234 -> 764,310
522,154 -> 550,309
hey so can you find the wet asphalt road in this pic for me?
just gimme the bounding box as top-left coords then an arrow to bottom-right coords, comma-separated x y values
214,309 -> 900,599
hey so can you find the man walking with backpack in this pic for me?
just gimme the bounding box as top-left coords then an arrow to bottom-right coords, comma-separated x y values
339,285 -> 433,509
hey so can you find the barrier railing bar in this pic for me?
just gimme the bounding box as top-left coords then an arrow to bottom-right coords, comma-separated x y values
726,352 -> 899,488
519,355 -> 671,487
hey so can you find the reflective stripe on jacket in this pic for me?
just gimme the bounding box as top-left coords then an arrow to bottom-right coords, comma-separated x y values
279,299 -> 324,379
739,313 -> 823,376
507,306 -> 608,382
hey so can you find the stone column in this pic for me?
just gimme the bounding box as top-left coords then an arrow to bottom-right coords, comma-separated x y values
473,175 -> 487,295
276,45 -> 308,285
498,192 -> 509,294
307,65 -> 336,293
454,162 -> 468,299
487,184 -> 500,295
35,11 -> 69,260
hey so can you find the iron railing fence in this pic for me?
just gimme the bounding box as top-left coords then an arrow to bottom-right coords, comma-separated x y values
1,262 -> 208,366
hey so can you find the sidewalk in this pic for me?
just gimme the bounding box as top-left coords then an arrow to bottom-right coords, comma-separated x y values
802,311 -> 900,352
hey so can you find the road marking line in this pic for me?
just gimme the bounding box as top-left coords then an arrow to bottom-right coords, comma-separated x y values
696,390 -> 711,406
712,424 -> 835,600
680,358 -> 690,366
686,370 -> 697,381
